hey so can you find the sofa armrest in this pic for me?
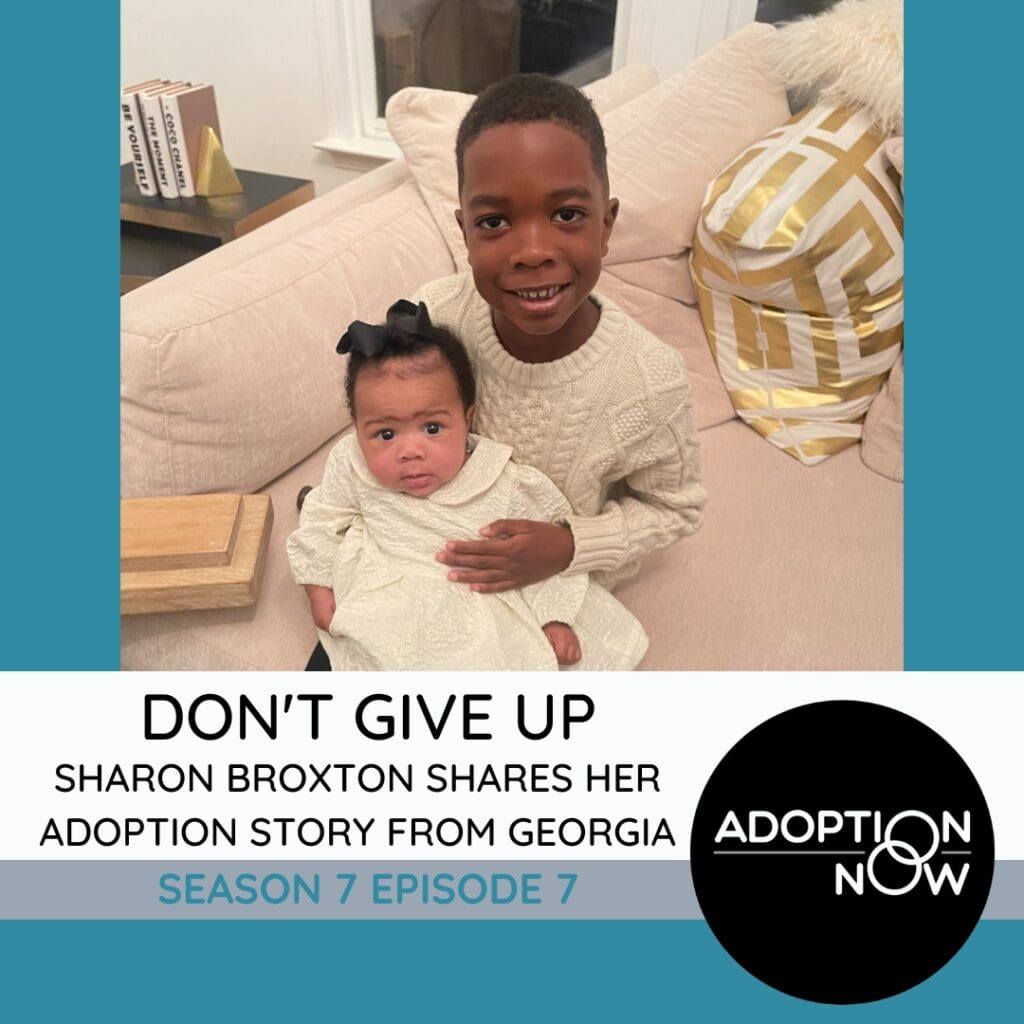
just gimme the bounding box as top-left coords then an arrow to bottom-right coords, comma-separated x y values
121,158 -> 456,498
121,158 -> 419,315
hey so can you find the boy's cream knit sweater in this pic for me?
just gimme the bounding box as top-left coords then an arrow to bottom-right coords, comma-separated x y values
415,273 -> 706,587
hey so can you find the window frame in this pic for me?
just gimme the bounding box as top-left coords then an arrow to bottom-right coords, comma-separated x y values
312,0 -> 757,167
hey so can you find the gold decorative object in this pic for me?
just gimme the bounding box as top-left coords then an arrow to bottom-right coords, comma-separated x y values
194,125 -> 244,196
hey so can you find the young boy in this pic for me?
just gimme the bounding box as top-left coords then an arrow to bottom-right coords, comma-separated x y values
419,73 -> 706,593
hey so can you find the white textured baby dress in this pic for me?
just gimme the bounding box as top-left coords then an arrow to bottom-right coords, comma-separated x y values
286,433 -> 648,671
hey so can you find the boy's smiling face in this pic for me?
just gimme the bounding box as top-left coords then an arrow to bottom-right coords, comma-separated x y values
456,120 -> 618,362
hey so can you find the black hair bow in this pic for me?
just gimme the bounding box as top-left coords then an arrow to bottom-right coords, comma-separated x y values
336,299 -> 433,356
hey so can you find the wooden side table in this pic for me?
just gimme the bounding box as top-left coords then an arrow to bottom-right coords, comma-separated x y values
120,163 -> 315,293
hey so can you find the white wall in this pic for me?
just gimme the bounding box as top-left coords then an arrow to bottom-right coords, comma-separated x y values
121,1 -> 759,197
121,0 -> 364,197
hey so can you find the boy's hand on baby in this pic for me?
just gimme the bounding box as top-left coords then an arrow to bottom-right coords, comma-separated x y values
542,622 -> 582,666
304,584 -> 336,631
438,520 -> 574,592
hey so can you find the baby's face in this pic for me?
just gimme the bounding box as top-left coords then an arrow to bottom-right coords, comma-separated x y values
353,360 -> 473,498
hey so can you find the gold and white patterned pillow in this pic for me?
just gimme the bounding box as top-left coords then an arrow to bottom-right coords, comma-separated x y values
691,103 -> 904,465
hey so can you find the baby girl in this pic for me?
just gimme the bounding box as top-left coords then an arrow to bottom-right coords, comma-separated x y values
286,299 -> 648,671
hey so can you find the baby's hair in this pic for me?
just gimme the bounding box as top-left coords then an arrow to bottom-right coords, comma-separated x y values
341,300 -> 475,417
455,73 -> 609,196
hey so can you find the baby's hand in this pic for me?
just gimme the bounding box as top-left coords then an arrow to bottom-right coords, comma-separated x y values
438,520 -> 574,592
542,622 -> 582,667
304,584 -> 336,631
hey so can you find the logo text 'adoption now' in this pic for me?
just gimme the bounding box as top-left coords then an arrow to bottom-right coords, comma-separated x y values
714,809 -> 972,896
690,701 -> 995,1004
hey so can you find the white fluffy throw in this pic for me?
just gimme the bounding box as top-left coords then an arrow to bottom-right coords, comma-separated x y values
775,0 -> 903,135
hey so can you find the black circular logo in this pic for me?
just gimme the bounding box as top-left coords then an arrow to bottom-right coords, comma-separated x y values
690,701 -> 994,1004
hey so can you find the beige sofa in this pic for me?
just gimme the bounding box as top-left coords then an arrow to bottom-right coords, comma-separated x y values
121,24 -> 902,671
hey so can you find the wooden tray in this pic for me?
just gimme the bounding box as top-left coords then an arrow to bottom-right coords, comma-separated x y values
121,493 -> 273,615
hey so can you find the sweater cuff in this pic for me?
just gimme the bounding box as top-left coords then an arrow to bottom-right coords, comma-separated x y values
562,513 -> 628,576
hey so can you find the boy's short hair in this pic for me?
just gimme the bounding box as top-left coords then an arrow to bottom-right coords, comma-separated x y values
340,300 -> 476,417
455,73 -> 609,196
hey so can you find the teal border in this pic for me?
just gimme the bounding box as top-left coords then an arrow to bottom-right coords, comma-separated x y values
903,7 -> 1020,668
1,6 -> 119,670
2,921 -> 1021,1022
1,4 -> 1021,1022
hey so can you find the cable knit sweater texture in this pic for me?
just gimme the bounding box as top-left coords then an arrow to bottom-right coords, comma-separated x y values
414,273 -> 707,586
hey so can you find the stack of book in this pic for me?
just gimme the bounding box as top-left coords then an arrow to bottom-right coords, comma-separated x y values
121,79 -> 223,199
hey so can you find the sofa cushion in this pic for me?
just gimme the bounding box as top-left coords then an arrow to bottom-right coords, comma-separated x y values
861,349 -> 903,481
121,170 -> 456,498
385,63 -> 659,272
615,419 -> 903,670
691,103 -> 904,465
599,23 -> 788,300
862,134 -> 904,482
122,417 -> 902,671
